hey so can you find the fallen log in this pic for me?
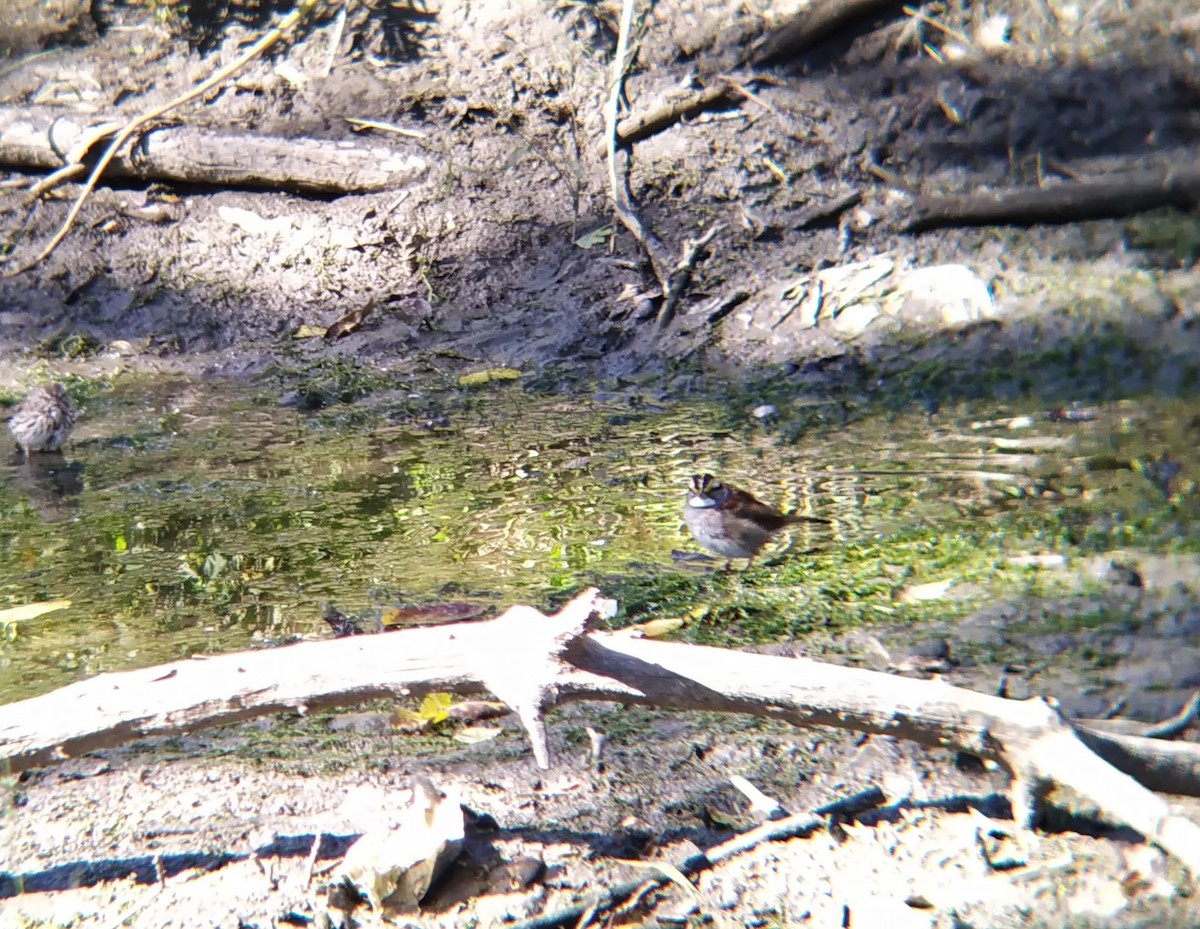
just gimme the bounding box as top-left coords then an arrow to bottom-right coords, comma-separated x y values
1,588 -> 1198,872
0,107 -> 429,195
901,165 -> 1200,232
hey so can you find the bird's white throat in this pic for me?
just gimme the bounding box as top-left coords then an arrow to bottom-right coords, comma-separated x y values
687,495 -> 717,509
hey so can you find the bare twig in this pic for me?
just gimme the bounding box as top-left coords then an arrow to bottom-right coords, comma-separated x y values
655,222 -> 726,329
603,0 -> 637,218
794,190 -> 863,229
3,0 -> 320,277
1143,691 -> 1200,740
513,786 -> 883,929
703,289 -> 751,328
601,1 -> 729,321
26,162 -> 88,200
303,833 -> 322,890
320,4 -> 347,78
615,81 -> 740,148
603,0 -> 674,296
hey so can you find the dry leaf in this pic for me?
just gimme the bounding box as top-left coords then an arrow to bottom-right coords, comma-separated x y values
454,726 -> 503,745
612,858 -> 697,896
636,617 -> 685,638
324,301 -> 375,341
338,778 -> 464,913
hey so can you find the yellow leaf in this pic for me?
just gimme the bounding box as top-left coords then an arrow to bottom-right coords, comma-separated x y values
418,692 -> 453,724
293,324 -> 327,339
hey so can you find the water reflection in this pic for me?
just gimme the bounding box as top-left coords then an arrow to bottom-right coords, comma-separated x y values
0,381 -> 1194,701
4,453 -> 84,522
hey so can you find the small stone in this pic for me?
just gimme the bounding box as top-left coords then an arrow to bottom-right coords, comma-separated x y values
327,712 -> 391,735
885,264 -> 995,327
832,302 -> 880,336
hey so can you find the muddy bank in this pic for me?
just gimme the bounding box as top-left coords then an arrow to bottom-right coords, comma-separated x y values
0,0 -> 1197,387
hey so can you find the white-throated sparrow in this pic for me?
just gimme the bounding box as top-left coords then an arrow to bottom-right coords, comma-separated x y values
684,473 -> 826,569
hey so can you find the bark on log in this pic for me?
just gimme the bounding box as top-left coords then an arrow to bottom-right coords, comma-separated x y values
901,166 -> 1200,232
0,107 -> 428,195
750,0 -> 906,66
2,589 -> 1199,872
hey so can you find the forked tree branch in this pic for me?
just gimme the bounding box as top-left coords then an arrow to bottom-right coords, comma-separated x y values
1,589 -> 1198,872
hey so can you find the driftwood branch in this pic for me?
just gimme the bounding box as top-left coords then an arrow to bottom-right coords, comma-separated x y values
2,589 -> 1199,872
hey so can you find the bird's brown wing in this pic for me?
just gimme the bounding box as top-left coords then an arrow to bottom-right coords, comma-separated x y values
784,513 -> 833,526
718,486 -> 794,531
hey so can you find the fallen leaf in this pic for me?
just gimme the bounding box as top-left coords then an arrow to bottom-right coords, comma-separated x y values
419,692 -> 453,725
636,618 -> 685,638
381,601 -> 488,628
612,858 -> 698,896
573,225 -> 612,249
293,324 -> 327,339
454,726 -> 503,744
324,301 -> 375,341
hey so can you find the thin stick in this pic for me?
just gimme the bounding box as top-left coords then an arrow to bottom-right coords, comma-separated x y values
4,0 -> 319,277
320,4 -> 346,78
604,0 -> 637,215
655,222 -> 725,329
512,787 -> 883,929
26,162 -> 88,200
303,832 -> 322,889
601,0 -> 673,286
